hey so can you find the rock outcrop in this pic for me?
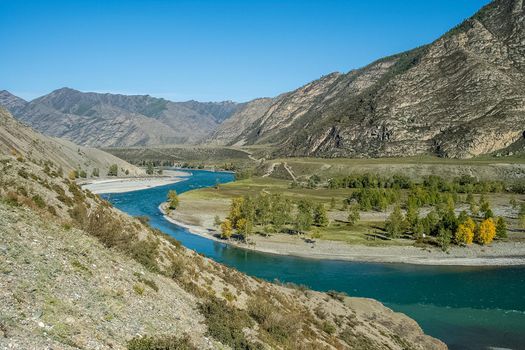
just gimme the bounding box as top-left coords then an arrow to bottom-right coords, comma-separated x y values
209,0 -> 525,159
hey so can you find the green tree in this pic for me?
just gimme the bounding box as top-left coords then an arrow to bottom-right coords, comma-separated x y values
146,162 -> 154,175
313,203 -> 329,227
167,190 -> 179,210
347,204 -> 360,226
214,215 -> 221,227
91,168 -> 99,177
437,227 -> 451,251
79,169 -> 87,178
495,217 -> 507,239
270,194 -> 292,232
405,201 -> 419,232
385,205 -> 404,238
107,164 -> 118,176
294,199 -> 314,232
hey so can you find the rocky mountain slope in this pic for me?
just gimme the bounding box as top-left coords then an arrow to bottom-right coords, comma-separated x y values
209,0 -> 525,159
0,121 -> 446,349
0,88 -> 242,147
0,107 -> 142,177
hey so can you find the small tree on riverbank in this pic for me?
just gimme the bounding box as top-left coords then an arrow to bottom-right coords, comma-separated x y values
167,190 -> 179,210
385,205 -> 404,238
495,217 -> 507,239
347,204 -> 360,226
313,203 -> 329,227
476,218 -> 496,245
220,219 -> 233,239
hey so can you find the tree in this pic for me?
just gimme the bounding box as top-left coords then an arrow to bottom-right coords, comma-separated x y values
509,196 -> 518,210
220,219 -> 233,239
414,220 -> 425,242
385,205 -> 404,238
313,203 -> 329,227
476,218 -> 496,245
79,169 -> 87,178
146,162 -> 154,175
108,164 -> 118,176
91,168 -> 100,177
229,197 -> 244,228
455,222 -> 474,245
214,215 -> 221,227
405,201 -> 419,232
437,227 -> 452,251
271,194 -> 291,232
347,204 -> 360,226
479,196 -> 493,219
495,217 -> 507,239
236,218 -> 253,239
167,190 -> 179,210
294,199 -> 314,232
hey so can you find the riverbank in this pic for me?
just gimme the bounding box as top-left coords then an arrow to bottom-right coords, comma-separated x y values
80,170 -> 191,194
160,203 -> 525,266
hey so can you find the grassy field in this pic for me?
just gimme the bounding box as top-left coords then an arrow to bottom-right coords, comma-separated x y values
178,176 -> 525,246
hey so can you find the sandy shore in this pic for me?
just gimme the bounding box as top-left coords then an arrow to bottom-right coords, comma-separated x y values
160,204 -> 525,266
81,170 -> 191,194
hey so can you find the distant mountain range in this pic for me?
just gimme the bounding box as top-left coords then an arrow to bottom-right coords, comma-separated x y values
0,88 -> 242,148
2,0 -> 525,158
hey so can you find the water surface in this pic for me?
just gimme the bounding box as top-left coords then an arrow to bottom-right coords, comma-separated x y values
103,170 -> 525,350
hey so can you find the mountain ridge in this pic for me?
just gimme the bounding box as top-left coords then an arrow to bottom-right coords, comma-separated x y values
209,0 -> 525,158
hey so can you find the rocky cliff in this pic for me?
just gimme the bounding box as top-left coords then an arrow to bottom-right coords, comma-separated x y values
209,0 -> 525,159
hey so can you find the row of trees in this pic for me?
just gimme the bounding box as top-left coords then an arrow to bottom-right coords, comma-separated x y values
384,199 -> 507,250
219,193 -> 329,240
324,173 -> 522,194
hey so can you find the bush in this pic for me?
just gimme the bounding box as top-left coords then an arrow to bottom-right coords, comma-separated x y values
127,335 -> 197,350
198,298 -> 254,349
107,164 -> 118,176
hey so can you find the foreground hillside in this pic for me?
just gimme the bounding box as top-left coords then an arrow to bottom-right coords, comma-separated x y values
209,0 -> 525,159
0,107 -> 142,177
0,126 -> 445,348
0,88 -> 242,147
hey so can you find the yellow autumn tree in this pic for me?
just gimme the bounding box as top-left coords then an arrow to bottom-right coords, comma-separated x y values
220,219 -> 233,239
229,197 -> 244,228
455,223 -> 474,245
476,218 -> 496,245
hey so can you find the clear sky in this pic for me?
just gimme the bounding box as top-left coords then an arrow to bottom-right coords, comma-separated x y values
1,0 -> 491,102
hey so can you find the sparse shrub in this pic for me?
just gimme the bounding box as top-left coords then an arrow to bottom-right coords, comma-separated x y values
321,321 -> 336,335
133,283 -> 145,295
198,297 -> 254,349
32,194 -> 46,209
127,334 -> 197,350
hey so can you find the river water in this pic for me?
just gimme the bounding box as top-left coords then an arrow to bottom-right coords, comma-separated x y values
103,170 -> 525,350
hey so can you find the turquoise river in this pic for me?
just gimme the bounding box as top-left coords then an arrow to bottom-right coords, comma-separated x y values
102,170 -> 525,350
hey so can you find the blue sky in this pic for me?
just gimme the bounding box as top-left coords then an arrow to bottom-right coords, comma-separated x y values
0,0 -> 491,102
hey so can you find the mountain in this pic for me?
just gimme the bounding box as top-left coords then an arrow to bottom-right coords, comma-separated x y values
0,107 -> 143,176
209,0 -> 525,159
1,88 -> 243,148
0,111 -> 444,349
0,90 -> 27,113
